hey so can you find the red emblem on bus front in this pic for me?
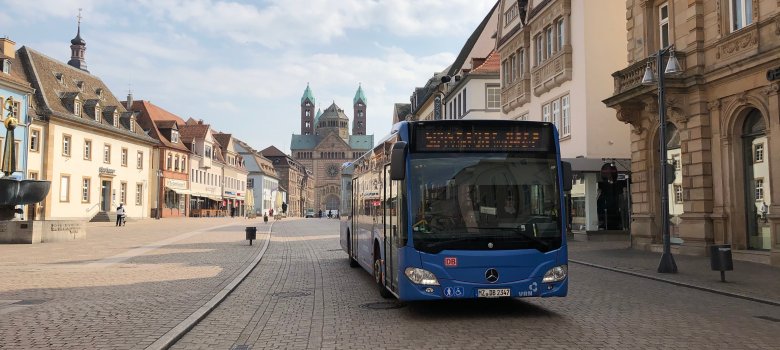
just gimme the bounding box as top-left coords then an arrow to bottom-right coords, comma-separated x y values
444,257 -> 457,267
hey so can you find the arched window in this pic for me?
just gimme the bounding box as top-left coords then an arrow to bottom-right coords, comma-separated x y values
742,109 -> 769,250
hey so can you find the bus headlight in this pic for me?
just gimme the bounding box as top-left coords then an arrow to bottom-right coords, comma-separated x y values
542,265 -> 567,283
405,267 -> 440,285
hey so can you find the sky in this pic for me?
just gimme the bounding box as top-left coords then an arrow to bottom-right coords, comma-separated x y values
1,0 -> 497,153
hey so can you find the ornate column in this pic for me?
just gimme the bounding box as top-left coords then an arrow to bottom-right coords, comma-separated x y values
763,82 -> 780,266
674,93 -> 714,256
707,98 -> 730,245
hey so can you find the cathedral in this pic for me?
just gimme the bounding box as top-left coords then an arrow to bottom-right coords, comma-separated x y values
290,84 -> 374,212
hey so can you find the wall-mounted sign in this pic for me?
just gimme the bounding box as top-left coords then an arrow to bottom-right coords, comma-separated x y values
99,167 -> 115,176
165,179 -> 187,190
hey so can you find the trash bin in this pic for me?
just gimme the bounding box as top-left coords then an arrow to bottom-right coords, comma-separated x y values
710,244 -> 733,282
246,226 -> 257,245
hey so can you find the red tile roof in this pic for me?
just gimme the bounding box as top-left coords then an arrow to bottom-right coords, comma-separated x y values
127,100 -> 189,152
470,50 -> 500,74
261,145 -> 287,158
178,124 -> 210,143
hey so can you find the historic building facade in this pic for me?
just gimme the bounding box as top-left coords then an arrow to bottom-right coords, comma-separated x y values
235,139 -> 280,217
497,0 -> 631,232
16,28 -> 156,221
603,0 -> 780,264
1,37 -> 34,186
290,85 -> 374,212
213,133 -> 248,217
127,100 -> 191,218
261,145 -> 312,217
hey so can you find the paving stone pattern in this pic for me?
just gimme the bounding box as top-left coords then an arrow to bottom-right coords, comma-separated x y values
0,217 -> 271,350
175,219 -> 780,350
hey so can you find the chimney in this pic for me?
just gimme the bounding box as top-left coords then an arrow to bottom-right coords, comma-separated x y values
0,37 -> 15,59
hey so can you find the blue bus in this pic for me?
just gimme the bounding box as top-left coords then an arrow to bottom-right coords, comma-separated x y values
340,120 -> 572,301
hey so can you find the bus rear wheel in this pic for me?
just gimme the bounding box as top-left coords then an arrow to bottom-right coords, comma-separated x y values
374,253 -> 393,299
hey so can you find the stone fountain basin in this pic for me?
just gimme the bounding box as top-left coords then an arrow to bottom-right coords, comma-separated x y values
0,178 -> 51,206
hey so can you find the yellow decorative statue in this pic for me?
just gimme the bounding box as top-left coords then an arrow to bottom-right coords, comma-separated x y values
1,96 -> 18,177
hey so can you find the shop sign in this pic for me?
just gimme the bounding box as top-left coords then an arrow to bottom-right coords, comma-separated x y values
99,167 -> 115,176
165,179 -> 187,190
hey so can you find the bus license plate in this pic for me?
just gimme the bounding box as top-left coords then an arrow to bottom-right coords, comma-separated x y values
477,289 -> 511,298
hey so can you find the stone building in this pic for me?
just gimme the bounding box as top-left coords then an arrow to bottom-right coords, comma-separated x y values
15,27 -> 156,221
497,0 -> 631,232
261,145 -> 313,217
127,100 -> 191,218
603,0 -> 780,264
289,85 -> 374,212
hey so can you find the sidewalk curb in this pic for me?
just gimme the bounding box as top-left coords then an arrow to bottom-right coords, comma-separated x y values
146,222 -> 275,350
570,259 -> 780,307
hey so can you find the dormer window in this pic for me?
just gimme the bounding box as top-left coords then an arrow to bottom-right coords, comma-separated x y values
130,117 -> 136,132
54,72 -> 64,84
73,99 -> 81,116
1,59 -> 9,74
96,88 -> 103,98
113,111 -> 118,127
76,81 -> 84,91
171,130 -> 179,143
94,106 -> 101,121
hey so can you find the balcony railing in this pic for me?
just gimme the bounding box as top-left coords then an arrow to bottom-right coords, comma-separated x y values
501,78 -> 530,113
531,48 -> 572,96
612,51 -> 685,95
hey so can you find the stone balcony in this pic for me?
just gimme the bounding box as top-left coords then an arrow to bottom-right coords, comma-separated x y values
532,47 -> 572,97
501,77 -> 531,114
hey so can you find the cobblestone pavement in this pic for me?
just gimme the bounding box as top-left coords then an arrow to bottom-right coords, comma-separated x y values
568,240 -> 780,303
0,217 -> 272,350
174,219 -> 780,349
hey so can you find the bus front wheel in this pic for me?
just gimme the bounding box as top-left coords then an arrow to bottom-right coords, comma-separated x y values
373,250 -> 393,299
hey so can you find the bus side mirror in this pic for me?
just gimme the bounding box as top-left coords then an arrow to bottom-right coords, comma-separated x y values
561,161 -> 573,192
391,141 -> 408,180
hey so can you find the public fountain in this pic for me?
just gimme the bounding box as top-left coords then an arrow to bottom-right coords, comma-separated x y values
0,96 -> 52,242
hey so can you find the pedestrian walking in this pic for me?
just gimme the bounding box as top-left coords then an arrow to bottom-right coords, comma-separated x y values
116,203 -> 126,226
318,209 -> 322,219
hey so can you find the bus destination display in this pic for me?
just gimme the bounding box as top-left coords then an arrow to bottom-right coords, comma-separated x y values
414,125 -> 551,152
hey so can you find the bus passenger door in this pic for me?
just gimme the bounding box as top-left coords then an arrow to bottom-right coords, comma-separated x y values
384,165 -> 399,292
351,178 -> 359,263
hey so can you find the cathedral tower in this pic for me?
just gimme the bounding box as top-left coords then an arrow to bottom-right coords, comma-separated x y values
300,84 -> 315,135
352,84 -> 366,135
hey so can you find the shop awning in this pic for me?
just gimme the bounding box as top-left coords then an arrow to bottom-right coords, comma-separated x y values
167,187 -> 192,195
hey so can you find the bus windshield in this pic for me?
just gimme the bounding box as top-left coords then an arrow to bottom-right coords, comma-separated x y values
409,153 -> 562,254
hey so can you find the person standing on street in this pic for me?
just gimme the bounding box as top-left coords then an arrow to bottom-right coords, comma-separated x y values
116,203 -> 126,227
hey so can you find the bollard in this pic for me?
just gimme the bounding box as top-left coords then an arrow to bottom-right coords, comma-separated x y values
246,226 -> 257,246
710,244 -> 733,282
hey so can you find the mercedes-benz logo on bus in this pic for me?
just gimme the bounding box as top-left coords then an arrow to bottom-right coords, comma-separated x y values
485,268 -> 499,283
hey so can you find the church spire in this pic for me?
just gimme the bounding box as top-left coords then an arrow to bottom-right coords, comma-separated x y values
353,83 -> 366,135
67,8 -> 88,72
353,83 -> 367,105
301,83 -> 315,105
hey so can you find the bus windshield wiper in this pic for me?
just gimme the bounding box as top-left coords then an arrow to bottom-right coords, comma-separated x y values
465,226 -> 550,249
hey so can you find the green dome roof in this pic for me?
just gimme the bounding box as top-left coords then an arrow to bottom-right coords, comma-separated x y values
301,84 -> 315,105
353,84 -> 367,105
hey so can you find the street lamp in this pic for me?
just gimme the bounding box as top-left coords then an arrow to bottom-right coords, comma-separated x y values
156,169 -> 163,220
641,45 -> 683,274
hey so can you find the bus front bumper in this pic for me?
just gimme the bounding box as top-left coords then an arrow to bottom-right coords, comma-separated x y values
398,276 -> 568,301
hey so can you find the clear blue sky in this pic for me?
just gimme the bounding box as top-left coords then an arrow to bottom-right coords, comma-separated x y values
1,0 -> 496,153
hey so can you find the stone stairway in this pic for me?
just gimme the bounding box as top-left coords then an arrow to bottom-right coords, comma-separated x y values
89,211 -> 112,222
